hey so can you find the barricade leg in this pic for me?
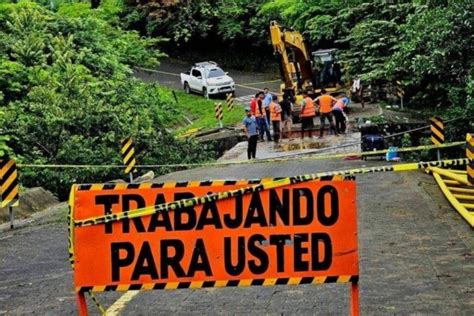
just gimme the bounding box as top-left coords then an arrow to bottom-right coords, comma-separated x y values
9,206 -> 13,229
76,291 -> 89,316
467,133 -> 473,186
350,282 -> 359,316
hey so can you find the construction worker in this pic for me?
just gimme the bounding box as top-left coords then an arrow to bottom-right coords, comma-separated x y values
269,94 -> 282,143
243,107 -> 259,159
255,92 -> 272,141
299,90 -> 316,139
249,94 -> 257,115
314,89 -> 338,138
351,77 -> 364,108
332,96 -> 349,135
263,88 -> 273,126
280,93 -> 293,140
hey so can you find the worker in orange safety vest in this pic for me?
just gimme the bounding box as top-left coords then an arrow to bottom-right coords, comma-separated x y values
269,94 -> 282,143
299,90 -> 316,139
314,89 -> 338,138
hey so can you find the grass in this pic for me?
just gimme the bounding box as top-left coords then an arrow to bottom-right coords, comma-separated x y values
160,89 -> 245,134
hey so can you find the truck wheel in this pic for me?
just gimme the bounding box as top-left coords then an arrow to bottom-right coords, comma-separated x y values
184,83 -> 190,94
203,88 -> 209,99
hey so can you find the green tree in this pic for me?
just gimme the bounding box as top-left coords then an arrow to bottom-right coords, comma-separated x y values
0,2 -> 210,198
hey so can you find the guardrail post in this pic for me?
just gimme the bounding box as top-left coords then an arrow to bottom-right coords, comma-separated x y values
0,159 -> 20,229
226,93 -> 234,112
467,133 -> 474,186
430,117 -> 444,160
215,102 -> 223,129
121,138 -> 137,183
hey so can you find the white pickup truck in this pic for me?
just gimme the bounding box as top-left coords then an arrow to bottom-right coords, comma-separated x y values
180,62 -> 235,98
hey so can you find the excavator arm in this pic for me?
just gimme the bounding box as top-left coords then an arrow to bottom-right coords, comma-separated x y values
270,21 -> 314,92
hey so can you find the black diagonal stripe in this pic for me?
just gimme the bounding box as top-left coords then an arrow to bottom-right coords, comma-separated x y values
153,283 -> 166,290
176,181 -> 189,187
350,275 -> 359,283
177,282 -> 191,289
103,184 -> 116,190
227,280 -> 239,287
79,286 -> 93,293
431,124 -> 444,135
202,281 -> 216,288
2,179 -> 18,201
248,180 -> 261,184
151,183 -> 164,188
251,279 -> 265,286
123,154 -> 136,167
78,184 -> 92,191
129,284 -> 142,290
300,277 -> 314,284
6,193 -> 19,206
199,180 -> 213,186
431,134 -> 444,145
0,160 -> 9,169
275,278 -> 289,285
104,285 -> 118,291
224,180 -> 237,185
121,138 -> 131,147
127,183 -> 140,189
121,142 -> 134,159
320,175 -> 334,181
325,276 -> 338,283
0,164 -> 15,186
467,143 -> 474,154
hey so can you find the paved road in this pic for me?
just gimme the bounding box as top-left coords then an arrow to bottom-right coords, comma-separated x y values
1,158 -> 473,315
134,59 -> 281,103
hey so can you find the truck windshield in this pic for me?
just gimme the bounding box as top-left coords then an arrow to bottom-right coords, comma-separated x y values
207,68 -> 226,78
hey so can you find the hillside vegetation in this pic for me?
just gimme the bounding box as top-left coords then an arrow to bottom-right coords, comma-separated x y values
0,1 -> 212,198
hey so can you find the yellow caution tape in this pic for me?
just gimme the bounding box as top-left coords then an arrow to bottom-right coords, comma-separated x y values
88,291 -> 106,315
73,158 -> 472,228
18,141 -> 465,170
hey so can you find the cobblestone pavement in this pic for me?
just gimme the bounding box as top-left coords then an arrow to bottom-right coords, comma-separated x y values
0,159 -> 473,315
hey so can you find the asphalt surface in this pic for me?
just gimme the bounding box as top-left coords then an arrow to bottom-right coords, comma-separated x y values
1,158 -> 473,315
134,59 -> 281,102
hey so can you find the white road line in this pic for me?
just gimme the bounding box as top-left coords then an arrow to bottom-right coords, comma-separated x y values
106,290 -> 140,316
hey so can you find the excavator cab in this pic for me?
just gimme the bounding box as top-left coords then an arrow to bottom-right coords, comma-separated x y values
311,49 -> 343,90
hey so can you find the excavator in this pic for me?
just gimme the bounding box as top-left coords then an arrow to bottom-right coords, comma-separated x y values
269,21 -> 344,101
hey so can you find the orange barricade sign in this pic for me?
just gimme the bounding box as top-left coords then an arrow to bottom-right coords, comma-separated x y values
70,178 -> 359,315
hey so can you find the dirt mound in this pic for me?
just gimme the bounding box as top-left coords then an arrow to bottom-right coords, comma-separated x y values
0,187 -> 58,223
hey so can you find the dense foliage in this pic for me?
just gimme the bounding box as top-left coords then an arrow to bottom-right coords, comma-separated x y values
0,1 -> 211,198
125,0 -> 474,120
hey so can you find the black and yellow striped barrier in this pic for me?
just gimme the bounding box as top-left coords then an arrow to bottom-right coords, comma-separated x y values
0,159 -> 19,208
72,158 -> 472,228
77,275 -> 359,293
226,93 -> 234,111
0,159 -> 20,229
430,117 -> 445,145
467,133 -> 473,186
396,81 -> 404,98
215,102 -> 223,121
121,137 -> 137,175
